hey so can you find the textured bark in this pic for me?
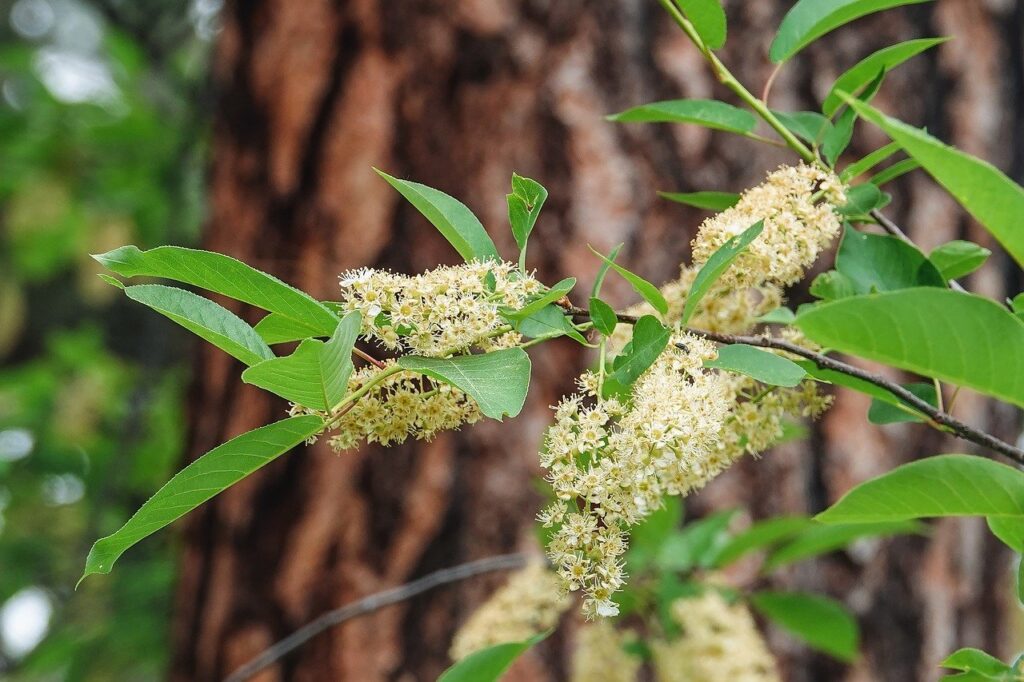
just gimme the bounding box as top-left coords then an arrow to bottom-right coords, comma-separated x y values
171,1 -> 1024,680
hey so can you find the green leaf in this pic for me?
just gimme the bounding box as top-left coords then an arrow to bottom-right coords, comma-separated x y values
834,226 -> 946,293
867,382 -> 937,424
870,157 -> 920,186
823,37 -> 949,116
81,415 -> 325,582
986,516 -> 1024,553
607,99 -> 757,135
588,247 -> 669,316
704,344 -> 806,387
242,313 -> 360,411
682,220 -> 764,324
657,509 -> 738,571
92,245 -> 338,333
254,312 -> 324,345
795,288 -> 1024,408
507,173 -> 548,258
769,0 -> 932,63
837,183 -> 884,216
439,631 -> 550,682
375,169 -> 500,263
505,278 -> 576,321
628,497 -> 684,570
713,515 -> 815,567
941,649 -> 1015,678
512,305 -> 588,345
816,454 -> 1024,524
841,96 -> 1024,267
591,243 -> 623,299
773,110 -> 834,144
672,0 -> 727,49
841,141 -> 901,181
750,591 -> 859,662
589,297 -> 619,337
809,270 -> 857,300
658,190 -> 740,211
756,306 -> 796,324
1018,560 -> 1024,607
764,520 -> 922,570
795,359 -> 911,409
608,315 -> 671,390
123,284 -> 273,366
398,348 -> 531,420
929,241 -> 991,280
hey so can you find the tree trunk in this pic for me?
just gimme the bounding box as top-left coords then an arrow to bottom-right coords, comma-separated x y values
171,1 -> 1024,680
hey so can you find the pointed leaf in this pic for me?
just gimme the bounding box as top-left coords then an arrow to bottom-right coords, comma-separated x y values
704,344 -> 806,387
751,591 -> 859,661
608,99 -> 757,134
841,141 -> 901,181
682,220 -> 764,324
929,241 -> 991,280
870,157 -> 920,186
589,297 -> 619,337
658,190 -> 740,211
439,631 -> 550,682
507,173 -> 548,256
589,247 -> 668,316
398,348 -> 531,420
941,649 -> 1015,678
764,520 -> 922,570
504,278 -> 576,321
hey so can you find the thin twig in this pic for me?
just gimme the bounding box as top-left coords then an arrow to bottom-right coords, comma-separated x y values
223,553 -> 529,682
563,306 -> 1024,465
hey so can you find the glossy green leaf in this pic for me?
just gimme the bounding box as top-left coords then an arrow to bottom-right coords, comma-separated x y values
770,0 -> 932,63
589,297 -> 619,337
608,99 -> 757,135
81,415 -> 325,581
987,516 -> 1024,553
608,315 -> 671,389
705,344 -> 806,387
751,591 -> 859,662
507,173 -> 548,260
867,382 -> 937,424
657,509 -> 738,571
764,520 -> 922,570
834,226 -> 946,293
773,110 -> 834,144
682,220 -> 763,324
842,96 -> 1024,267
672,0 -> 727,49
93,245 -> 338,333
375,169 -> 500,263
658,190 -> 740,211
123,284 -> 273,366
713,515 -> 815,567
796,288 -> 1024,408
505,278 -> 576,321
841,141 -> 901,181
439,631 -> 550,682
589,247 -> 669,316
817,455 -> 1024,524
929,241 -> 991,280
254,312 -> 325,345
823,37 -> 949,115
512,305 -> 587,345
398,348 -> 531,420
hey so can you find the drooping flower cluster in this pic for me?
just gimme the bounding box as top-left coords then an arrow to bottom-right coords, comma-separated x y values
691,163 -> 845,287
571,621 -> 641,682
448,563 -> 570,661
338,261 -> 542,357
651,591 -> 781,682
539,337 -> 732,618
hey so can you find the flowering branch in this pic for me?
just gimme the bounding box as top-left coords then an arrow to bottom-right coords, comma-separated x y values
562,305 -> 1024,465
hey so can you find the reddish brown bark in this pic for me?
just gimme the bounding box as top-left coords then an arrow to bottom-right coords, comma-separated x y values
171,1 -> 1024,680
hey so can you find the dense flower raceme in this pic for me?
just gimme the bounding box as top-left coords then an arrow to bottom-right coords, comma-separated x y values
449,563 -> 570,661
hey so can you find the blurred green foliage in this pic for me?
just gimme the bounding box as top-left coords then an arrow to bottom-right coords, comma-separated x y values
0,0 -> 214,676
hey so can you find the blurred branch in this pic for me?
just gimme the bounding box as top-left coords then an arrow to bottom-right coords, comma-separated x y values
223,553 -> 529,682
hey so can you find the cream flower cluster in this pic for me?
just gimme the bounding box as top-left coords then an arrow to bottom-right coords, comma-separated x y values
338,261 -> 542,357
539,338 -> 731,618
651,591 -> 781,682
448,563 -> 569,661
691,163 -> 845,287
571,621 -> 641,682
322,361 -> 482,451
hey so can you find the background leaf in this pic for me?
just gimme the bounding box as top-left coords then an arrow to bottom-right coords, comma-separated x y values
398,348 -> 531,420
439,631 -> 550,682
658,190 -> 740,211
704,344 -> 806,387
682,220 -> 763,324
764,520 -> 922,570
713,516 -> 814,567
608,99 -> 757,134
751,591 -> 859,661
656,509 -> 738,571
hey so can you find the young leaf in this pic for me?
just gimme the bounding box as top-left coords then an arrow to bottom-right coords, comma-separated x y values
657,509 -> 738,571
92,245 -> 338,333
588,247 -> 669,316
513,305 -> 588,345
769,0 -> 932,64
834,226 -> 946,292
840,141 -> 901,181
658,190 -> 740,211
867,382 -> 937,424
504,277 -> 576,321
607,99 -> 757,135
704,344 -> 806,387
123,284 -> 273,366
713,515 -> 815,567
608,315 -> 671,389
681,220 -> 764,324
507,173 -> 548,251
671,0 -> 727,49
589,297 -> 619,337
823,37 -> 949,116
81,414 -> 325,582
764,520 -> 922,570
750,591 -> 859,662
941,649 -> 1015,678
772,110 -> 834,145
841,96 -> 1024,267
438,631 -> 551,682
254,312 -> 325,345
795,288 -> 1024,408
929,240 -> 991,280
398,348 -> 531,420
816,454 -> 1024,524
375,169 -> 500,263
590,243 -> 623,299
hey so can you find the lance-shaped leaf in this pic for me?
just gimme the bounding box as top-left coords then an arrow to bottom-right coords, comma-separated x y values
842,95 -> 1024,267
823,37 -> 949,116
254,312 -> 325,345
671,0 -> 727,49
376,169 -> 500,263
841,141 -> 901,181
93,245 -> 338,334
81,414 -> 325,582
608,99 -> 757,135
589,247 -> 669,316
242,312 -> 361,411
398,348 -> 531,420
658,190 -> 740,211
682,220 -> 763,324
769,0 -> 932,64
504,277 -> 576,321
123,284 -> 273,366
439,631 -> 550,682
817,455 -> 1024,524
795,288 -> 1024,408
705,344 -> 806,387
764,520 -> 922,570
750,591 -> 859,662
